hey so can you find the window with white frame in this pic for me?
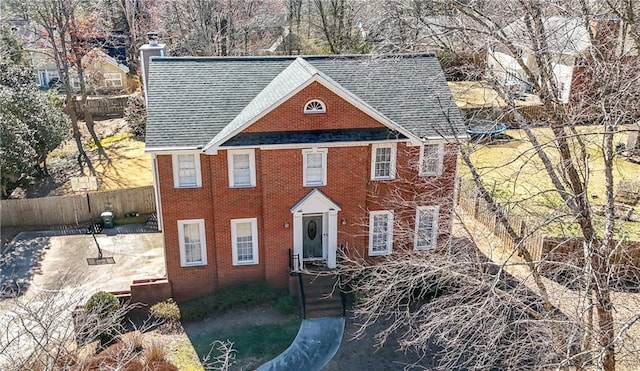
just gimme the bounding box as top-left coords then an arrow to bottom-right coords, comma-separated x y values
369,210 -> 394,256
231,218 -> 259,265
303,99 -> 326,114
178,219 -> 207,266
371,143 -> 397,180
414,206 -> 439,250
104,72 -> 123,87
228,149 -> 256,188
172,153 -> 202,188
302,148 -> 327,186
70,77 -> 81,89
419,143 -> 444,176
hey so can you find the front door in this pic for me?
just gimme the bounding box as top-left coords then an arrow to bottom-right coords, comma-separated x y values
303,215 -> 323,259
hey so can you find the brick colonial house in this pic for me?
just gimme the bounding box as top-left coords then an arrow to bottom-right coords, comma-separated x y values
144,51 -> 465,302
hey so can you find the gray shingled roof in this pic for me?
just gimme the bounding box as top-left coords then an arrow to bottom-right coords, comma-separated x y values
145,54 -> 463,150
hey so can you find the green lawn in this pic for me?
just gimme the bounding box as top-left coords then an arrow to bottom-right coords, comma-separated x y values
189,320 -> 301,370
462,126 -> 640,240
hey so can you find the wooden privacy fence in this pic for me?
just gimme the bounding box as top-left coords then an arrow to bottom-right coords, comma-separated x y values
75,95 -> 129,117
1,186 -> 155,227
457,178 -> 545,261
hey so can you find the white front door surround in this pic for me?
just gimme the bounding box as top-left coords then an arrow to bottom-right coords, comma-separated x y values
290,189 -> 340,271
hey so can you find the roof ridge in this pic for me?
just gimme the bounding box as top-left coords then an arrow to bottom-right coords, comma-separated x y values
150,53 -> 438,63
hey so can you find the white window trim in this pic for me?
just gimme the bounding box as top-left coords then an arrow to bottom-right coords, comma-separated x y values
414,206 -> 439,251
104,72 -> 123,87
178,219 -> 207,267
231,218 -> 259,266
302,148 -> 328,187
303,99 -> 326,114
419,143 -> 444,177
368,210 -> 394,256
227,149 -> 256,188
172,153 -> 202,188
370,143 -> 397,180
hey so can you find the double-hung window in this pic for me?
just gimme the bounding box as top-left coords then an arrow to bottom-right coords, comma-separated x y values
414,206 -> 439,250
178,219 -> 207,266
228,149 -> 256,188
173,153 -> 202,188
369,210 -> 394,256
302,148 -> 327,186
419,143 -> 444,176
231,218 -> 259,265
371,143 -> 396,180
104,72 -> 123,87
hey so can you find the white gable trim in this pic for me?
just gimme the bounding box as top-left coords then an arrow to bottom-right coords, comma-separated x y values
290,188 -> 341,214
204,60 -> 422,154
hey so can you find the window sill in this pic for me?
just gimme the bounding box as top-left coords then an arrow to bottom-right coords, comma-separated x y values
181,262 -> 207,267
230,185 -> 256,189
175,185 -> 202,189
369,251 -> 391,256
303,183 -> 326,187
371,177 -> 395,181
233,261 -> 258,266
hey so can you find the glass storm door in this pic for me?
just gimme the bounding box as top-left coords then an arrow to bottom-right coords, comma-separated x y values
303,215 -> 323,259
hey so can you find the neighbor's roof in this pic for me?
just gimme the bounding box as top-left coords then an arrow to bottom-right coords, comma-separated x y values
501,17 -> 591,56
145,54 -> 463,150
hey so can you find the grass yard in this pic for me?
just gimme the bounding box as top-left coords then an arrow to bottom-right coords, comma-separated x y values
41,118 -> 152,197
187,319 -> 301,370
462,125 -> 640,239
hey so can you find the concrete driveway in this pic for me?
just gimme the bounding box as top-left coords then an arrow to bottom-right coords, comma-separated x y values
0,225 -> 165,298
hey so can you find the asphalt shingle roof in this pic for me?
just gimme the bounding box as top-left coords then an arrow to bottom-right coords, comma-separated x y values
145,54 -> 463,150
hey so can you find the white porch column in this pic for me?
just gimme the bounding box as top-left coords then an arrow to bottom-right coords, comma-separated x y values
292,213 -> 303,271
327,209 -> 338,269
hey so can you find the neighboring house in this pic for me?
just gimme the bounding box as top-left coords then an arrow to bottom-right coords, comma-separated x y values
143,48 -> 465,302
31,48 -> 129,92
487,17 -> 591,103
6,19 -> 129,92
487,17 -> 637,104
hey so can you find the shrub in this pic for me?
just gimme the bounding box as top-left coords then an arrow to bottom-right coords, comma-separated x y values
276,296 -> 296,314
150,299 -> 181,333
85,291 -> 121,349
124,92 -> 146,139
150,299 -> 180,322
180,283 -> 278,321
86,291 -> 120,318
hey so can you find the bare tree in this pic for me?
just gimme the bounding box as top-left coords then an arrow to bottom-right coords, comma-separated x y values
337,1 -> 640,370
28,0 -> 108,174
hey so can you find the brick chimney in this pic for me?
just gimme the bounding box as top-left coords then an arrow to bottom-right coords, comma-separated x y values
140,32 -> 166,103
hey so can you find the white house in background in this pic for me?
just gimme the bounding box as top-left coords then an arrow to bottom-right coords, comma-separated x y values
487,17 -> 591,103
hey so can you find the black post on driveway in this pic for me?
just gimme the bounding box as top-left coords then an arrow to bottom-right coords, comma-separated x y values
86,193 -> 103,259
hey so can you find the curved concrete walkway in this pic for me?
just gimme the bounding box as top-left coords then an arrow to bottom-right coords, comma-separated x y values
257,317 -> 345,371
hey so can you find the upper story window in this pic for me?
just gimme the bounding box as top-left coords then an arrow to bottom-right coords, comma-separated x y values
414,206 -> 439,250
369,210 -> 394,256
178,219 -> 207,266
302,148 -> 327,187
371,143 -> 397,180
303,99 -> 326,114
172,153 -> 202,188
419,143 -> 444,177
228,149 -> 256,188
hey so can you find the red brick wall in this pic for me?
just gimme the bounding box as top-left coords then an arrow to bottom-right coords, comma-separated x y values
244,81 -> 386,133
157,84 -> 458,302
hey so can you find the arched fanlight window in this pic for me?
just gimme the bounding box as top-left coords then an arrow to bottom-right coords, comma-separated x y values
303,99 -> 326,114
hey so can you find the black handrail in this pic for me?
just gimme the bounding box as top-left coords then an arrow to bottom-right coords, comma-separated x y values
298,272 -> 307,318
288,248 -> 301,272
